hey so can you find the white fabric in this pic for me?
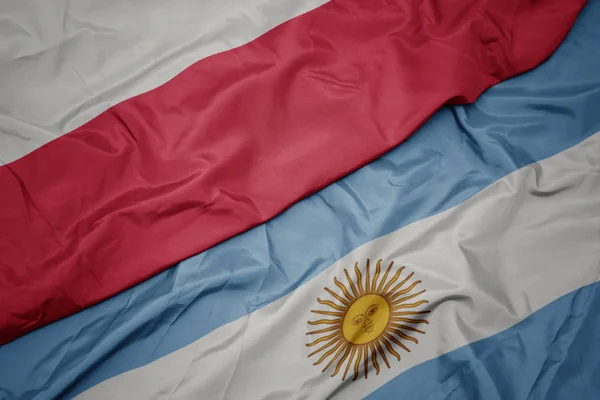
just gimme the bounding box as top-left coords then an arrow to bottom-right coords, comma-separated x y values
77,132 -> 600,400
0,0 -> 328,164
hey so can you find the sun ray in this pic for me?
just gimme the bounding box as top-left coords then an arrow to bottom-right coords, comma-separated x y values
390,317 -> 429,325
317,297 -> 346,311
308,334 -> 341,357
331,345 -> 352,377
364,259 -> 371,294
342,346 -> 357,381
308,318 -> 342,326
388,282 -> 423,303
354,263 -> 365,296
390,328 -> 420,344
363,344 -> 369,379
353,345 -> 363,380
376,341 -> 391,368
322,343 -> 349,373
306,332 -> 340,347
376,261 -> 394,293
333,277 -> 355,303
383,332 -> 410,352
306,325 -> 340,335
310,310 -> 344,317
369,342 -> 380,375
386,272 -> 414,297
313,340 -> 345,365
392,310 -> 430,317
390,288 -> 425,306
344,269 -> 360,298
324,288 -> 351,308
389,323 -> 426,334
381,266 -> 405,294
391,300 -> 429,311
371,259 -> 381,294
380,336 -> 401,361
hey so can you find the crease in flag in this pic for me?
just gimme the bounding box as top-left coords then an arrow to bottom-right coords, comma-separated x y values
0,0 -> 588,345
1,1 -> 599,398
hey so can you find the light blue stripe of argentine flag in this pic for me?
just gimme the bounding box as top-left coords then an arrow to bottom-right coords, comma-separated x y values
367,280 -> 600,400
1,2 -> 600,399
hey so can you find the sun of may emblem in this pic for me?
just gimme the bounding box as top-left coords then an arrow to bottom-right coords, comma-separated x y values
306,259 -> 430,381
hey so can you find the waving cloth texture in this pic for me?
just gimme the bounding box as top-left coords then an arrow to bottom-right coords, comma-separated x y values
0,0 -> 587,344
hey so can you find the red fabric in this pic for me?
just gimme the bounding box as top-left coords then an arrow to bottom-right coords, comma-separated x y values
0,0 -> 586,344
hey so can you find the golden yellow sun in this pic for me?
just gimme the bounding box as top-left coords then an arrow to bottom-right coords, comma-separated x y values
306,259 -> 429,381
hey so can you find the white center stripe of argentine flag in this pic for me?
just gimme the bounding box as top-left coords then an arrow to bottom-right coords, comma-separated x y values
0,0 -> 327,164
77,132 -> 600,400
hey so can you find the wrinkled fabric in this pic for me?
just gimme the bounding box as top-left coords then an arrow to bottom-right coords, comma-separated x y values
0,1 -> 599,398
0,0 -> 327,163
75,132 -> 600,399
368,280 -> 600,400
0,0 -> 588,345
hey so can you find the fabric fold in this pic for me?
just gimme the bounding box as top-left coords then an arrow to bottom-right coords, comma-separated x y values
0,0 -> 587,344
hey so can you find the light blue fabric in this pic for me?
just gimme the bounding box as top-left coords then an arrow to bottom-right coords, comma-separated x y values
367,281 -> 600,400
1,2 -> 600,399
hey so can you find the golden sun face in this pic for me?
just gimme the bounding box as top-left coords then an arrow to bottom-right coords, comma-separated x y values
306,259 -> 429,381
343,294 -> 390,344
